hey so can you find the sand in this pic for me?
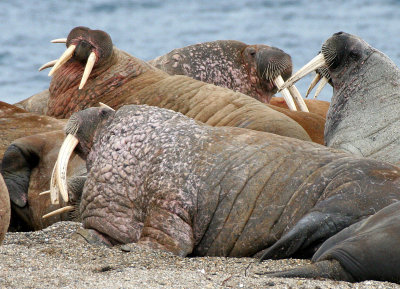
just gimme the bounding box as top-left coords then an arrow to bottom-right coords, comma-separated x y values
0,221 -> 398,289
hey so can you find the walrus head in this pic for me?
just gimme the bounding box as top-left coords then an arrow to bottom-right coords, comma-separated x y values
242,45 -> 292,101
279,32 -> 374,93
43,105 -> 115,218
242,45 -> 308,111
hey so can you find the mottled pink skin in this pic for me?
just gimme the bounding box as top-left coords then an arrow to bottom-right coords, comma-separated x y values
149,40 -> 292,103
71,105 -> 400,258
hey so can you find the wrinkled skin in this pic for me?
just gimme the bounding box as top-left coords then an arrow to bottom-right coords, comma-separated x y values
149,40 -> 292,104
270,97 -> 330,119
0,173 -> 10,243
1,130 -> 86,231
60,105 -> 400,258
320,32 -> 400,165
149,42 -> 325,144
46,26 -> 310,142
262,201 -> 400,283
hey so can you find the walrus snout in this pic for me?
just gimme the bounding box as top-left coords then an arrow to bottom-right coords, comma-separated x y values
255,46 -> 292,81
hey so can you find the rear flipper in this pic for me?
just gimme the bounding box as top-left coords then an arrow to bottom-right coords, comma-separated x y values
259,211 -> 352,260
259,259 -> 355,282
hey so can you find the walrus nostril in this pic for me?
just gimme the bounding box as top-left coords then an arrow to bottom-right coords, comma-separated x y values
334,31 -> 344,36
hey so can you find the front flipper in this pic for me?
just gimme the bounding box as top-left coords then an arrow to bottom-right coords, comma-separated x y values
138,206 -> 194,257
259,211 -> 352,260
259,259 -> 355,282
72,228 -> 113,247
1,144 -> 39,208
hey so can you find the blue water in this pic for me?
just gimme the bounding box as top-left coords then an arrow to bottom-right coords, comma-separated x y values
1,0 -> 400,104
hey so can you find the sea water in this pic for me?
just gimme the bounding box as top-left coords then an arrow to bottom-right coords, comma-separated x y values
1,0 -> 400,104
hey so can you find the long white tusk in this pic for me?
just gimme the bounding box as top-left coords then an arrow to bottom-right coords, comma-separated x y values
48,44 -> 76,76
288,85 -> 309,112
273,75 -> 297,111
42,205 -> 74,219
314,76 -> 329,99
79,52 -> 96,89
280,54 -> 326,91
99,102 -> 115,111
51,38 -> 67,43
305,73 -> 322,98
55,134 -> 79,203
39,59 -> 58,71
50,160 -> 60,205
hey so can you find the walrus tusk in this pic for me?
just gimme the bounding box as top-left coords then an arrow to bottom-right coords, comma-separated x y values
38,59 -> 58,71
53,134 -> 79,204
79,52 -> 97,89
99,102 -> 115,111
51,38 -> 67,43
42,205 -> 74,219
288,85 -> 309,112
313,76 -> 329,99
50,160 -> 60,205
273,75 -> 297,111
48,44 -> 76,76
279,54 -> 326,91
305,73 -> 322,98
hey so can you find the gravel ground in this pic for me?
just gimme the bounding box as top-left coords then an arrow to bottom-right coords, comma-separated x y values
0,221 -> 398,289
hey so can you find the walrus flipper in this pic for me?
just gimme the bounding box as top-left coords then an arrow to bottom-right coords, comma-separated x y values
1,144 -> 39,207
260,211 -> 352,260
260,259 -> 355,282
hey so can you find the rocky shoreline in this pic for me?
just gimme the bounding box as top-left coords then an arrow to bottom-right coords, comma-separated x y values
0,221 -> 398,289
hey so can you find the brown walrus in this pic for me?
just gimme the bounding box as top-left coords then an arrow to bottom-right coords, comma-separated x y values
0,101 -> 66,162
41,26 -> 311,142
1,130 -> 85,231
148,40 -> 291,104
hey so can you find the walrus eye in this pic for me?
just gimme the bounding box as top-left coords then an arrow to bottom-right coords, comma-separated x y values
248,48 -> 256,57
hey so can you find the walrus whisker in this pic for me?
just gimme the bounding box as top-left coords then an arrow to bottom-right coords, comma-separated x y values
279,53 -> 326,91
48,44 -> 76,77
273,75 -> 297,111
314,76 -> 329,99
39,190 -> 50,196
79,51 -> 97,90
51,38 -> 67,43
39,59 -> 58,71
42,205 -> 74,219
288,85 -> 309,112
305,73 -> 322,98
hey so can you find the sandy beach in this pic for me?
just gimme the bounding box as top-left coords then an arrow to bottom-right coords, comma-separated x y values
0,221 -> 398,289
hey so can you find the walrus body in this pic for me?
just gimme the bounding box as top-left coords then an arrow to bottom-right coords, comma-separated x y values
148,41 -> 325,144
149,40 -> 291,103
50,104 -> 400,258
0,101 -> 65,162
44,27 -> 311,142
263,201 -> 400,283
0,173 -> 10,243
1,130 -> 86,231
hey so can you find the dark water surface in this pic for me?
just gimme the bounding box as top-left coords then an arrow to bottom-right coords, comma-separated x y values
1,0 -> 400,104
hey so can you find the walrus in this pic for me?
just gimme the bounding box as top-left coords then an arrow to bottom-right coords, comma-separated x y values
40,26 -> 312,142
260,201 -> 400,283
0,173 -> 10,243
0,101 -> 66,162
45,104 -> 400,258
270,96 -> 330,119
148,40 -> 307,111
1,130 -> 86,231
280,32 -> 400,165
